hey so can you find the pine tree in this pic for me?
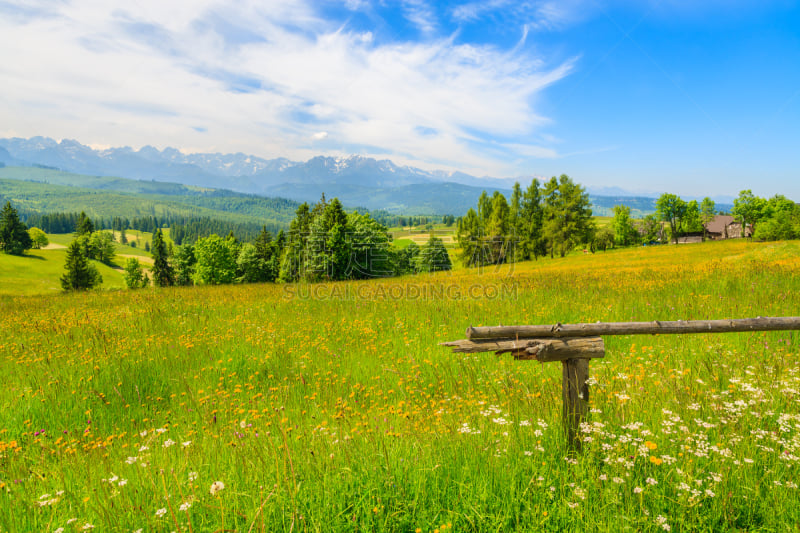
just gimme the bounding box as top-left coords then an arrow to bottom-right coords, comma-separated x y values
75,211 -> 94,236
0,201 -> 33,255
60,240 -> 102,291
150,229 -> 175,286
416,235 -> 452,273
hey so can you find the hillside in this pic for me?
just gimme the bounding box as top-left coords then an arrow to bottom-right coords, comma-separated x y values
1,136 -> 730,216
0,246 -> 126,295
1,239 -> 799,530
0,168 -> 299,229
0,164 -> 684,221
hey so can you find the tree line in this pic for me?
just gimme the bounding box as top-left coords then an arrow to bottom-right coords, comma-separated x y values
23,210 -> 276,243
56,195 -> 453,291
456,174 -> 595,265
603,190 -> 800,249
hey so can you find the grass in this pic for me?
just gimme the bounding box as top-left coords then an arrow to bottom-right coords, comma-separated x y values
1,239 -> 799,531
0,248 -> 126,296
0,231 -> 161,296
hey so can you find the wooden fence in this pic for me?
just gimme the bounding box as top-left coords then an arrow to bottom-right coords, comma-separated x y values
442,317 -> 800,450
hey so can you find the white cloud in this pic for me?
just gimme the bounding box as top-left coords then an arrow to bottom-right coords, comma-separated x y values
401,0 -> 438,34
0,0 -> 574,177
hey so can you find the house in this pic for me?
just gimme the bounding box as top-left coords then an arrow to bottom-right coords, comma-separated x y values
676,233 -> 704,244
704,215 -> 752,239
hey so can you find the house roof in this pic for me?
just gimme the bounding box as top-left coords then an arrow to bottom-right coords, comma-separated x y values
705,215 -> 735,234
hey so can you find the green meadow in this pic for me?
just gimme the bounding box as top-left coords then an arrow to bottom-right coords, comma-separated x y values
1,239 -> 799,531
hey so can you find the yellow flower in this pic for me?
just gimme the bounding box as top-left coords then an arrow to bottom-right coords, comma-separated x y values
645,441 -> 657,450
649,456 -> 663,465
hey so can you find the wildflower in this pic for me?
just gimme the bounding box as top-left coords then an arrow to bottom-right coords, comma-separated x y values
125,456 -> 138,465
646,477 -> 658,486
182,441 -> 192,447
81,524 -> 94,530
634,487 -> 643,494
188,471 -> 198,481
179,501 -> 192,511
155,508 -> 167,518
210,481 -> 225,495
644,441 -> 657,450
612,477 -> 625,484
163,439 -> 175,448
649,456 -> 663,465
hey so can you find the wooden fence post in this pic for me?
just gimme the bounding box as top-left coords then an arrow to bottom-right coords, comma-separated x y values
562,358 -> 589,451
442,317 -> 800,452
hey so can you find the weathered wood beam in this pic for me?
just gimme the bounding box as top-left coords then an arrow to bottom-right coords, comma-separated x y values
466,316 -> 800,340
562,358 -> 589,451
440,337 -> 604,362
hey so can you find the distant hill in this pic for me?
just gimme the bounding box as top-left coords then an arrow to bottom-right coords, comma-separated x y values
0,167 -> 300,232
0,136 -> 732,216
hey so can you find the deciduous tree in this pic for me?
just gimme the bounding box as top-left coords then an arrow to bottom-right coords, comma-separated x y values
732,190 -> 767,238
194,234 -> 237,285
700,197 -> 716,240
28,227 -> 49,249
611,205 -> 639,246
123,258 -> 149,289
656,193 -> 687,244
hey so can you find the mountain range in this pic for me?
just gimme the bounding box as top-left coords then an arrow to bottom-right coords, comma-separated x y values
0,136 -> 729,216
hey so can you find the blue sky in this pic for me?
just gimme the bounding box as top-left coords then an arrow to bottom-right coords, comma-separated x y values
1,0 -> 798,198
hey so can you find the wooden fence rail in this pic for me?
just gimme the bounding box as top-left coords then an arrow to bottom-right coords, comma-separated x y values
442,316 -> 800,450
466,316 -> 800,340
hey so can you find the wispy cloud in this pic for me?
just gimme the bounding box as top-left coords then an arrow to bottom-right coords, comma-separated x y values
401,0 -> 438,34
0,0 -> 575,177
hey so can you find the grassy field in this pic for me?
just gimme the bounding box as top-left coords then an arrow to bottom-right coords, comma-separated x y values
0,231 -> 161,296
0,248 -> 126,295
1,240 -> 800,531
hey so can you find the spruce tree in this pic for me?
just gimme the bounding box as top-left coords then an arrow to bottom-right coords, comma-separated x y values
0,201 -> 33,255
75,211 -> 94,236
60,240 -> 102,291
416,235 -> 452,273
150,229 -> 175,287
